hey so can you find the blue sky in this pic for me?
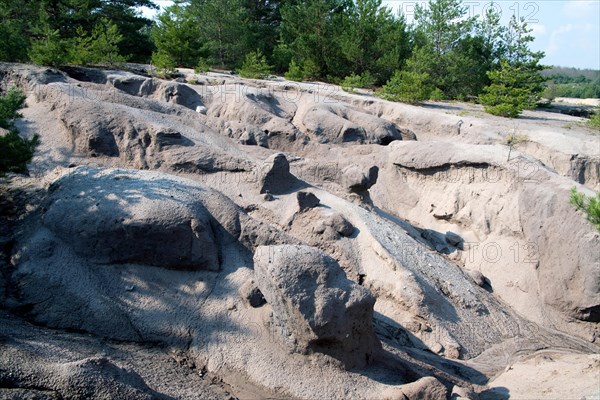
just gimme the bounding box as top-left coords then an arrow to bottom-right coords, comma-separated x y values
141,0 -> 600,69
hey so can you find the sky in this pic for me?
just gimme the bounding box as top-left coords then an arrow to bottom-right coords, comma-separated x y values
141,0 -> 600,70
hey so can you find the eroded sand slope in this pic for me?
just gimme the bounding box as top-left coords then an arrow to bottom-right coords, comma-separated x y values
0,63 -> 598,399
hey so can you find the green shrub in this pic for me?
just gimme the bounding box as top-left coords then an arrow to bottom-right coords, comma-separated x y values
194,57 -> 211,74
297,59 -> 320,81
238,50 -> 272,79
543,81 -> 600,100
86,19 -> 127,66
341,74 -> 361,92
272,43 -> 293,73
570,187 -> 600,231
429,88 -> 446,101
503,132 -> 529,160
0,19 -> 29,62
285,60 -> 304,82
484,102 -> 522,118
152,50 -> 177,78
587,108 -> 600,130
341,71 -> 376,93
0,88 -> 39,174
29,28 -> 69,67
0,131 -> 39,174
570,187 -> 586,209
503,133 -> 529,146
380,70 -> 432,104
69,20 -> 127,66
0,87 -> 26,129
69,27 -> 94,66
480,59 -> 545,118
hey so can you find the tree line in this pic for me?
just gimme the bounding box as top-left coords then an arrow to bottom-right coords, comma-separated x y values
0,0 -> 553,117
0,0 -> 156,65
541,67 -> 600,99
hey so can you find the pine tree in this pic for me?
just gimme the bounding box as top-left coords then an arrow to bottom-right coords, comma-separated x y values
238,50 -> 272,79
241,0 -> 283,62
91,19 -> 128,65
280,0 -> 350,79
0,88 -> 39,174
381,68 -> 432,104
3,0 -> 154,64
412,0 -> 477,98
188,0 -> 249,68
152,4 -> 201,68
447,3 -> 506,98
415,0 -> 473,59
94,0 -> 157,62
476,3 -> 507,65
480,15 -> 547,117
28,6 -> 69,67
0,1 -> 36,62
338,0 -> 409,84
71,19 -> 127,66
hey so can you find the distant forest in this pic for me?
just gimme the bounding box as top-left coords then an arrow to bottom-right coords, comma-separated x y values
541,67 -> 600,99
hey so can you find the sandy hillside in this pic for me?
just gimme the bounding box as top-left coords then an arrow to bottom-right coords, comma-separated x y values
0,62 -> 598,400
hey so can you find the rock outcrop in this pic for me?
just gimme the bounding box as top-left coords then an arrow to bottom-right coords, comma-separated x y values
296,191 -> 320,211
342,165 -> 379,194
253,244 -> 381,368
296,103 -> 414,145
324,213 -> 355,237
258,153 -> 298,194
42,167 -> 221,271
2,63 -> 599,400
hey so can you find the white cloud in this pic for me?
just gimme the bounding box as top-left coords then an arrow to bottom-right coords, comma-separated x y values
563,0 -> 598,19
530,23 -> 547,37
544,20 -> 600,68
547,24 -> 573,56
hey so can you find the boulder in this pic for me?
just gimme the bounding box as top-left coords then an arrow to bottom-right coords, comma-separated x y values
451,385 -> 479,400
239,280 -> 267,308
262,192 -> 274,201
57,91 -> 250,173
109,75 -> 204,111
466,270 -> 487,287
298,103 -> 409,145
253,245 -> 380,368
239,126 -> 268,148
42,167 -> 222,271
107,74 -> 148,95
342,165 -> 379,193
205,92 -> 300,148
297,191 -> 320,211
258,153 -> 297,194
12,167 -> 256,341
400,377 -> 448,400
325,213 -> 354,237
